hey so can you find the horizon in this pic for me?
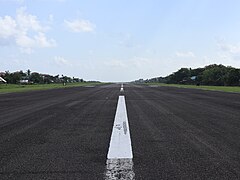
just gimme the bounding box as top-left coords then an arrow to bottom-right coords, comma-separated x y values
1,0 -> 240,81
2,63 -> 239,83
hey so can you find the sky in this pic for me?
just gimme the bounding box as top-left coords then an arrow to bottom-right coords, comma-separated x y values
1,0 -> 240,82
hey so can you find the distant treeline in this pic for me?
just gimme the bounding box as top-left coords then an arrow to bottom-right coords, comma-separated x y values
145,64 -> 240,86
0,69 -> 85,84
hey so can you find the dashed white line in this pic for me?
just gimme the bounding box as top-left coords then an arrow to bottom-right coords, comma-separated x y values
120,83 -> 124,92
107,96 -> 132,158
105,95 -> 135,179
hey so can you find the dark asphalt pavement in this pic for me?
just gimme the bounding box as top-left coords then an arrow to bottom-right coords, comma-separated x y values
0,84 -> 240,179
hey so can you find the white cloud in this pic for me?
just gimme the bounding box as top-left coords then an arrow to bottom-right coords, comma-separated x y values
34,32 -> 56,47
175,51 -> 195,58
104,57 -> 151,69
48,14 -> 54,22
54,56 -> 72,66
0,16 -> 17,38
64,19 -> 95,32
0,0 -> 25,3
0,0 -> 66,3
216,40 -> 240,62
218,41 -> 240,54
16,33 -> 34,47
99,57 -> 157,81
0,7 -> 56,53
130,57 -> 150,67
202,53 -> 240,67
104,59 -> 127,68
16,7 -> 48,32
19,47 -> 33,54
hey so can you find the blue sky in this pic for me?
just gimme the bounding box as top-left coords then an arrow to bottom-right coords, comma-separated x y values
1,0 -> 240,81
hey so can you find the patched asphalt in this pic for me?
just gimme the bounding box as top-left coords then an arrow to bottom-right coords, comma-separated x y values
0,84 -> 240,179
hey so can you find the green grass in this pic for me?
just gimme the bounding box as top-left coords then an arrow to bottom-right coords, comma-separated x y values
0,82 -> 104,93
146,83 -> 240,93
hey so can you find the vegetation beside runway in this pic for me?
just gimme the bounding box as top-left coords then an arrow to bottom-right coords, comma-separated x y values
146,83 -> 240,93
143,64 -> 240,86
0,82 -> 103,93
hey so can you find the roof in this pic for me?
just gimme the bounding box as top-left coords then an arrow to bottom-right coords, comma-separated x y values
0,77 -> 7,83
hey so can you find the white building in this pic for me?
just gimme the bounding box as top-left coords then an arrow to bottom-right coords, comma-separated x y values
0,77 -> 7,83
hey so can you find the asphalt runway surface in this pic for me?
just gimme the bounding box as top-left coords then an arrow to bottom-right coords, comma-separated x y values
0,84 -> 240,179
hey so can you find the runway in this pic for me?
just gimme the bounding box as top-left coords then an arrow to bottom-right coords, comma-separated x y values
0,83 -> 240,179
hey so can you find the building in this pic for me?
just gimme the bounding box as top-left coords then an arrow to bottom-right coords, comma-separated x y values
0,77 -> 7,83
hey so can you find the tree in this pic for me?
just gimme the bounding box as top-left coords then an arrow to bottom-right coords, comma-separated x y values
27,69 -> 31,77
146,64 -> 240,86
4,71 -> 22,84
202,65 -> 227,85
224,68 -> 240,86
167,68 -> 191,84
30,72 -> 42,83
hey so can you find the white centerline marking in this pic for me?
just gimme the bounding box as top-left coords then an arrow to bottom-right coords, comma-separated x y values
120,83 -> 124,92
107,96 -> 132,158
105,95 -> 135,179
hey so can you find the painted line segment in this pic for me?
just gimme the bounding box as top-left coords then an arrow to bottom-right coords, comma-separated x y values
105,94 -> 135,179
107,96 -> 132,159
120,83 -> 124,92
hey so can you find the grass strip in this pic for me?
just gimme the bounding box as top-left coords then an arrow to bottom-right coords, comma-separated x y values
146,83 -> 240,93
0,82 -> 105,93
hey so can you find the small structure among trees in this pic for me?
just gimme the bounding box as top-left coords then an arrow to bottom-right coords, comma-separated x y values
0,77 -> 7,83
